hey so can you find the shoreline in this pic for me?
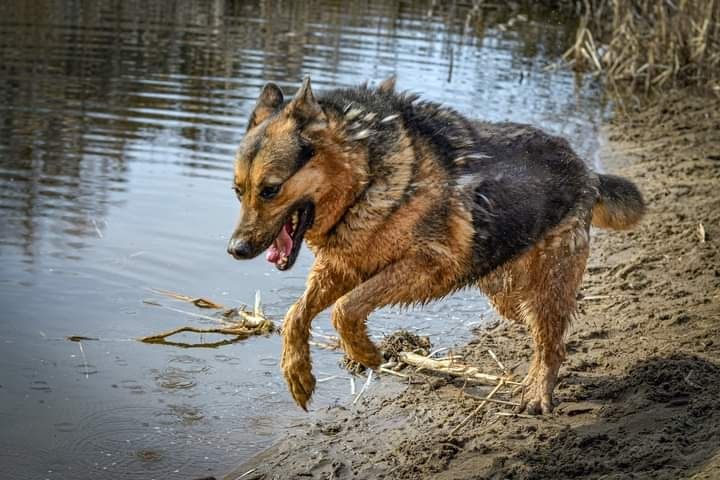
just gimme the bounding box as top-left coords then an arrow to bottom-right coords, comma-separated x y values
224,89 -> 720,480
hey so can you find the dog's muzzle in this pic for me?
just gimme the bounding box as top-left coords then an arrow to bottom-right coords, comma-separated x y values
226,238 -> 255,259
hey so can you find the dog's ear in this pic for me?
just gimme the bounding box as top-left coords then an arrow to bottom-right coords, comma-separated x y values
248,83 -> 284,130
287,77 -> 327,130
377,74 -> 396,93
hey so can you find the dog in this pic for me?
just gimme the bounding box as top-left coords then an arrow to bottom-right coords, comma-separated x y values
227,76 -> 645,414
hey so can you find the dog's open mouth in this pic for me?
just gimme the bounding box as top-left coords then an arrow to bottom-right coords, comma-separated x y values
265,203 -> 314,271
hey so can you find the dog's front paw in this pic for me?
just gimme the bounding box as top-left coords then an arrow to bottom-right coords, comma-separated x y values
281,356 -> 316,410
344,342 -> 382,371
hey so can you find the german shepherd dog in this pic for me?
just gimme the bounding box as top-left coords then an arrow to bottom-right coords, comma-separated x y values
227,76 -> 644,414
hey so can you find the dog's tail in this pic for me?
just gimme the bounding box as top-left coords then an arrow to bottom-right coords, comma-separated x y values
591,174 -> 645,230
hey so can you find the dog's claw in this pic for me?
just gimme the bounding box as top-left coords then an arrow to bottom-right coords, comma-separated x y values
518,392 -> 554,415
345,343 -> 382,371
287,373 -> 315,409
362,351 -> 382,370
282,358 -> 316,410
513,374 -> 556,415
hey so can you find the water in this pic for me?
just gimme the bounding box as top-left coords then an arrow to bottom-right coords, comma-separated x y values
0,1 -> 608,478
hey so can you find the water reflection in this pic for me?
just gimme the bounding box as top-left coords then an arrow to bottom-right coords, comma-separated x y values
0,1 -> 606,478
0,1 -> 602,262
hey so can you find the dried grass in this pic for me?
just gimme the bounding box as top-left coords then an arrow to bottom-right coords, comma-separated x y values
566,0 -> 720,93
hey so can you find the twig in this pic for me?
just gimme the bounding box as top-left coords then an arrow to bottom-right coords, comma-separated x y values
142,302 -> 222,323
487,349 -> 509,375
433,355 -> 465,362
147,288 -> 224,309
309,340 -> 341,351
427,347 -> 450,358
141,291 -> 273,348
352,370 -> 373,405
233,468 -> 257,479
77,341 -> 89,379
140,325 -> 254,342
67,335 -> 98,342
139,311 -> 274,348
91,219 -> 103,239
399,352 -> 521,386
311,329 -> 340,342
494,411 -> 537,419
380,367 -> 409,378
463,392 -> 519,407
253,290 -> 263,315
450,380 -> 505,436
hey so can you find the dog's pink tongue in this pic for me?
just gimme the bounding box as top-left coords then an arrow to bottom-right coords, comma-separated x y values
265,224 -> 293,264
266,245 -> 280,263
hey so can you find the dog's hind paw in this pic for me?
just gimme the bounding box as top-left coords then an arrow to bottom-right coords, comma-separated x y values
519,392 -> 554,415
515,381 -> 555,415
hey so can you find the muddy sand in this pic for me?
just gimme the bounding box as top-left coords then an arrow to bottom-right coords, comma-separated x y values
224,90 -> 720,480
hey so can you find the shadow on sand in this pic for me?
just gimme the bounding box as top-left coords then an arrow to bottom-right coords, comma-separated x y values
490,354 -> 720,479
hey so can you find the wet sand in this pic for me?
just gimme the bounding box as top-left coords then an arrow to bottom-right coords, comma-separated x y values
224,89 -> 720,480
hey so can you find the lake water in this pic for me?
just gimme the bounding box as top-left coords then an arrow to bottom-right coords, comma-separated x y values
0,1 -> 608,478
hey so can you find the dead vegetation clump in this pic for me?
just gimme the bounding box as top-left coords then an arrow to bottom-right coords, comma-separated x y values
380,330 -> 432,360
339,330 -> 432,374
565,0 -> 720,93
138,289 -> 274,348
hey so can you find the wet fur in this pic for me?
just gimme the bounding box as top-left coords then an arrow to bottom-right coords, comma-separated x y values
229,77 -> 645,413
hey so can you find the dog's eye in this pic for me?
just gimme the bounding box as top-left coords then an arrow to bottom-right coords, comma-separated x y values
259,184 -> 281,200
232,186 -> 244,201
296,141 -> 315,170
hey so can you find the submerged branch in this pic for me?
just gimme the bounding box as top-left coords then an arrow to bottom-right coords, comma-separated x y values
139,290 -> 274,348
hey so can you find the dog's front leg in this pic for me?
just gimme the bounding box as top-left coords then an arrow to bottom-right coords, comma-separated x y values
281,261 -> 355,409
332,257 -> 455,370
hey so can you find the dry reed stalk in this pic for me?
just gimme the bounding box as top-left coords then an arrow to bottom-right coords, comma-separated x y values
140,291 -> 274,347
398,352 -> 522,386
567,0 -> 720,93
450,380 -> 506,436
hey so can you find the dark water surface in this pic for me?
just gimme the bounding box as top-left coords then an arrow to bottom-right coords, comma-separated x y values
0,1 -> 607,478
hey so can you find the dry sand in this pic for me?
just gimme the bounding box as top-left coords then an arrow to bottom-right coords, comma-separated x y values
224,89 -> 720,480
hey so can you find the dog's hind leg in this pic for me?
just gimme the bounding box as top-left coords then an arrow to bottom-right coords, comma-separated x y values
517,218 -> 590,414
479,216 -> 590,414
332,257 -> 458,370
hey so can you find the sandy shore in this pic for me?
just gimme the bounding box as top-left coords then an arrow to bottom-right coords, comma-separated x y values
224,89 -> 720,480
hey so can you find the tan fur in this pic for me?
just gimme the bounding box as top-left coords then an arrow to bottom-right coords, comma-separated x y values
591,200 -> 643,230
478,213 -> 590,413
279,139 -> 477,409
231,78 -> 601,414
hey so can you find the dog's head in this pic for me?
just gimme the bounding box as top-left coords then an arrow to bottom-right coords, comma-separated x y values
227,78 -> 354,270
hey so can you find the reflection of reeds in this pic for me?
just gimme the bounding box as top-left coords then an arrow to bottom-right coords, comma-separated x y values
565,0 -> 720,93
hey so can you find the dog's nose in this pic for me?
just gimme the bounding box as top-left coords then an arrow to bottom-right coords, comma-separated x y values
227,238 -> 253,259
